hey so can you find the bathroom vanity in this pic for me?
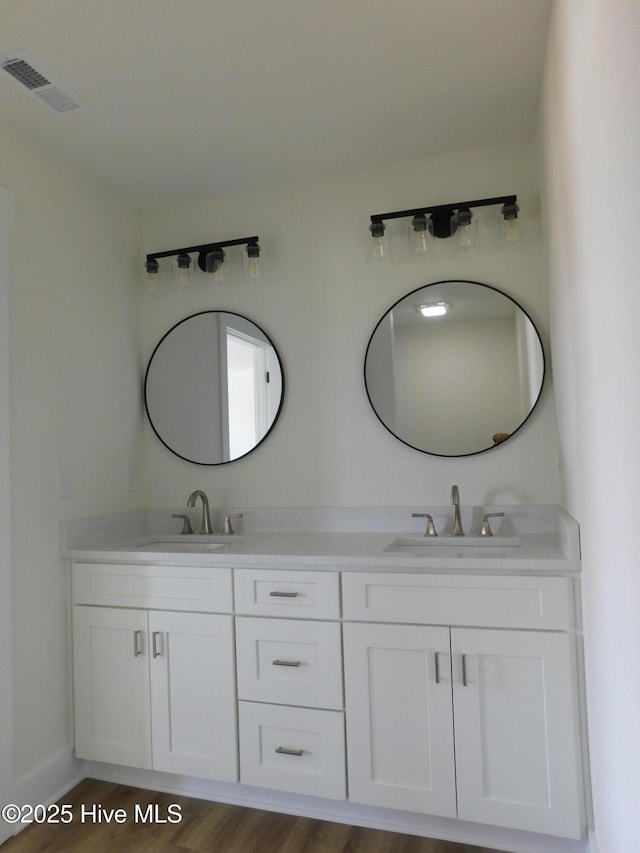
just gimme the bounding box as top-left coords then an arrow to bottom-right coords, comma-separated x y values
62,506 -> 589,853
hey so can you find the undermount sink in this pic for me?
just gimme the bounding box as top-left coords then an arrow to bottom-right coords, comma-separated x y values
137,538 -> 233,554
385,535 -> 521,557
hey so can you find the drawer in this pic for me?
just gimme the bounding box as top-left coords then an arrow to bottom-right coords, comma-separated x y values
234,569 -> 340,619
342,573 -> 574,630
236,617 -> 343,709
238,701 -> 346,800
72,562 -> 233,613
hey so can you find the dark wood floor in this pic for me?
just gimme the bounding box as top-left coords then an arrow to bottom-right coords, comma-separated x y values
1,778 -> 504,853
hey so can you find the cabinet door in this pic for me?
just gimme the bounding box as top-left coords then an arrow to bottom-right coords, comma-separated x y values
149,611 -> 238,781
343,622 -> 456,817
452,628 -> 583,839
73,606 -> 151,768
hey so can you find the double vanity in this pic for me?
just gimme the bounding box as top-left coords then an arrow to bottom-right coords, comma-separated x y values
61,502 -> 589,852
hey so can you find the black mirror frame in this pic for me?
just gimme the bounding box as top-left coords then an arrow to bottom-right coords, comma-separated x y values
363,280 -> 546,458
144,310 -> 286,466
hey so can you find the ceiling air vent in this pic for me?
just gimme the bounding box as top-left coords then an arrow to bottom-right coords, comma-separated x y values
0,50 -> 86,115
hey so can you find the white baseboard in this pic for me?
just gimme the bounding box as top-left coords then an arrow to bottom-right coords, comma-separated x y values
85,761 -> 592,853
9,748 -> 84,833
587,830 -> 601,853
5,752 -> 599,853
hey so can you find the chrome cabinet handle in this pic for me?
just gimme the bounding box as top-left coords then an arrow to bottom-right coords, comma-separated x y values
275,746 -> 304,757
461,653 -> 468,687
133,630 -> 143,657
434,651 -> 441,684
272,659 -> 301,667
152,631 -> 162,658
269,590 -> 299,598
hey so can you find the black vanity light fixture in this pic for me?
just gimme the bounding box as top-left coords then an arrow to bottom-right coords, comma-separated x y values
369,195 -> 520,260
144,235 -> 261,292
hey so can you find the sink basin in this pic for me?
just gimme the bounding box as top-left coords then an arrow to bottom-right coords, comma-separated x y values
137,539 -> 232,554
385,535 -> 521,557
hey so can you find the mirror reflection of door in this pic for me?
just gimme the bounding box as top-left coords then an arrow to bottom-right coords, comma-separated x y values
144,311 -> 284,465
225,319 -> 282,460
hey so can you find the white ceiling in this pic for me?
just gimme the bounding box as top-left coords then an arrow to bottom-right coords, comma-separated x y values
0,0 -> 552,211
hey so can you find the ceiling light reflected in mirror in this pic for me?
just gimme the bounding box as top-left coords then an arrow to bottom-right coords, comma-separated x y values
418,303 -> 448,318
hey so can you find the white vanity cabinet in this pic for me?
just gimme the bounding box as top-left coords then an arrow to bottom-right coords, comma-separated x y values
234,568 -> 346,799
68,553 -> 587,846
71,563 -> 237,782
342,572 -> 584,840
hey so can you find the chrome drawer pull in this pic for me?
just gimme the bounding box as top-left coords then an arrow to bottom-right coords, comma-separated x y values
133,630 -> 143,658
152,631 -> 162,658
269,591 -> 300,598
275,746 -> 304,757
272,659 -> 302,667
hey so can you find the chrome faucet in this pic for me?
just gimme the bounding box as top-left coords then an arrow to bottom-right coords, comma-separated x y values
172,513 -> 193,535
187,490 -> 213,535
219,513 -> 243,535
480,512 -> 505,537
412,512 -> 437,536
451,485 -> 464,536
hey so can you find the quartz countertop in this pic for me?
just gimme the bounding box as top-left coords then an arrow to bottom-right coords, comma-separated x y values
60,507 -> 581,574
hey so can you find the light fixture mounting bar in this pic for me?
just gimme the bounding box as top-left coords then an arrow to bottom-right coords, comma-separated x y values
370,195 -> 517,225
146,236 -> 259,263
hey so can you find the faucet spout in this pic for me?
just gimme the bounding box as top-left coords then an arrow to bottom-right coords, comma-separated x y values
451,485 -> 464,536
187,490 -> 213,535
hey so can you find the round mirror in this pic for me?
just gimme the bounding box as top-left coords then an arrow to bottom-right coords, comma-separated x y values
364,280 -> 545,457
145,311 -> 284,464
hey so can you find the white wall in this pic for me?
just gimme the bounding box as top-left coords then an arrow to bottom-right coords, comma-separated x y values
0,123 -> 143,796
540,2 -> 640,851
0,93 -> 567,819
0,186 -> 15,844
141,139 -> 561,510
397,316 -> 520,454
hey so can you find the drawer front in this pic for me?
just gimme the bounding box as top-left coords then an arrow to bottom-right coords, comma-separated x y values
72,562 -> 233,613
234,569 -> 340,619
342,573 -> 574,630
236,617 -> 343,709
238,701 -> 346,800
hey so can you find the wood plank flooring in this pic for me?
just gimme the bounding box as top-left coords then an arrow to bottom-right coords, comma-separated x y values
1,779 -> 504,853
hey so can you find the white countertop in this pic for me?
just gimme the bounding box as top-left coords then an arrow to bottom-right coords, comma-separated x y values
61,511 -> 581,574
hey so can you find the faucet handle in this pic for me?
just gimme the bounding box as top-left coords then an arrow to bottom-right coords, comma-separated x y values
221,513 -> 243,535
412,512 -> 438,537
480,512 -> 505,537
172,513 -> 193,535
